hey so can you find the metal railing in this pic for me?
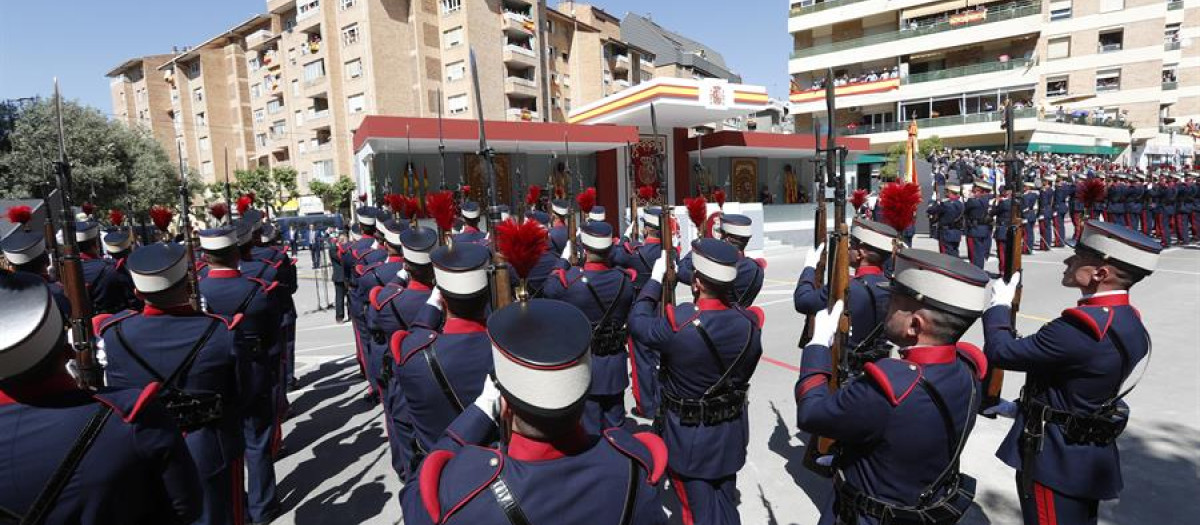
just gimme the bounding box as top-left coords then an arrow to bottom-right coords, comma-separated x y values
1164,41 -> 1181,51
1168,0 -> 1182,10
843,107 -> 1036,135
903,58 -> 1032,85
790,0 -> 869,17
1042,114 -> 1131,130
1163,81 -> 1178,91
791,1 -> 1040,59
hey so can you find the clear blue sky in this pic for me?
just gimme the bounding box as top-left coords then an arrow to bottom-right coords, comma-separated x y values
0,0 -> 790,114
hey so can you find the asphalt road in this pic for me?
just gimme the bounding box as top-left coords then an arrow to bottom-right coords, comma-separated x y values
272,238 -> 1200,524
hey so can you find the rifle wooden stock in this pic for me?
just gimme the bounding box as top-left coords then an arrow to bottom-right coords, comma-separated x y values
567,207 -> 579,266
660,207 -> 676,314
799,171 -> 828,348
982,100 -> 1022,415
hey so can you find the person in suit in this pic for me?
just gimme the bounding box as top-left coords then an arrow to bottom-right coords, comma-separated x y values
306,224 -> 324,268
330,232 -> 347,323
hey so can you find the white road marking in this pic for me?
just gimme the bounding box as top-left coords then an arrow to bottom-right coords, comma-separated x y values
297,323 -> 353,333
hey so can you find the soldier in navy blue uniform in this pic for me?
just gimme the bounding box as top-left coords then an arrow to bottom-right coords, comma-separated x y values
1161,175 -> 1180,246
981,220 -> 1159,525
542,221 -> 636,432
1124,174 -> 1145,235
0,272 -> 203,525
1104,175 -> 1125,226
355,218 -> 408,402
1053,174 -> 1073,246
630,238 -> 764,525
103,228 -> 141,310
369,226 -> 437,480
451,202 -> 489,246
342,207 -> 383,389
796,248 -> 989,525
991,186 -> 1020,270
1038,175 -> 1056,249
1174,174 -> 1192,245
1148,175 -> 1168,246
612,206 -> 670,418
1022,182 -> 1042,252
795,219 -> 897,370
1187,173 -> 1200,241
1070,175 -> 1088,242
546,199 -> 573,255
588,205 -> 607,223
76,221 -> 136,313
197,226 -> 285,525
964,181 -> 994,268
399,298 -> 668,525
99,241 -> 257,525
1,214 -> 70,318
677,214 -> 766,307
254,222 -> 300,390
391,242 -> 494,463
929,185 -> 966,258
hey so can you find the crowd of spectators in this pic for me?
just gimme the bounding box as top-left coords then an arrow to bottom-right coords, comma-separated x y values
809,67 -> 900,90
926,148 -> 1135,186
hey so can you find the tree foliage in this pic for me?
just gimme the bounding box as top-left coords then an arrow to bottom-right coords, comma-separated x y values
0,97 -> 179,219
309,175 -> 357,214
879,136 -> 943,181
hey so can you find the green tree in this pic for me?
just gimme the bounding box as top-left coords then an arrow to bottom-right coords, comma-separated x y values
309,175 -> 357,215
233,165 -> 299,217
0,97 -> 178,221
879,136 -> 943,181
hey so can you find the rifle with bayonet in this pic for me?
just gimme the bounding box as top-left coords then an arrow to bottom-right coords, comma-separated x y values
982,99 -> 1021,416
437,87 -> 447,192
798,119 -> 827,348
469,49 -> 514,310
650,103 -> 676,312
803,74 -> 852,476
564,132 -> 579,266
50,80 -> 103,389
223,148 -> 234,224
176,143 -> 202,311
627,141 -> 640,242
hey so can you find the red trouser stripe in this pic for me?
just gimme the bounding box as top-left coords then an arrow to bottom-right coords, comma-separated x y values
232,456 -> 246,525
627,336 -> 643,410
670,473 -> 696,525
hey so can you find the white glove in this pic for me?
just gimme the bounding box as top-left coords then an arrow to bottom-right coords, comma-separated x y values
650,256 -> 667,284
561,240 -> 573,261
804,244 -> 825,270
985,272 -> 1021,309
396,268 -> 410,283
473,375 -> 503,422
810,300 -> 844,348
623,220 -> 635,239
815,455 -> 834,467
983,398 -> 1019,419
426,287 -> 443,310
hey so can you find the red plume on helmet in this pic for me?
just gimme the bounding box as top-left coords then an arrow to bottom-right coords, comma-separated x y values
6,205 -> 33,226
385,193 -> 405,215
150,205 -> 174,233
1076,178 -> 1107,210
425,190 -> 457,231
81,202 -> 96,216
712,188 -> 726,208
496,218 -> 548,280
637,185 -> 657,201
209,203 -> 228,222
685,195 -> 708,230
879,182 -> 921,232
850,189 -> 868,212
525,185 -> 542,207
109,208 -> 126,226
403,195 -> 421,219
576,187 -> 596,214
357,192 -> 368,203
236,194 -> 254,215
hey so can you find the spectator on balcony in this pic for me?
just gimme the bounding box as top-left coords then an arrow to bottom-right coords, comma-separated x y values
1055,106 -> 1066,123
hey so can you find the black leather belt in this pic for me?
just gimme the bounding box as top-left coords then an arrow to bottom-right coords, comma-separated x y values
661,390 -> 746,426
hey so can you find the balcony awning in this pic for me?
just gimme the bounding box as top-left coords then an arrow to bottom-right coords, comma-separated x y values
1026,143 -> 1123,155
567,77 -> 770,129
353,116 -> 640,155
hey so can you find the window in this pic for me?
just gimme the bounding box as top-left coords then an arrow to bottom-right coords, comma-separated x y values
1099,0 -> 1123,13
288,47 -> 298,66
1049,5 -> 1071,20
193,87 -> 204,103
304,59 -> 326,82
312,160 -> 334,183
1047,36 -> 1071,60
546,19 -> 555,34
339,0 -> 355,10
267,98 -> 284,114
297,0 -> 320,19
195,112 -> 207,127
345,59 -> 364,79
201,161 -> 213,177
347,93 -> 366,113
291,79 -> 300,96
446,60 -> 466,82
443,27 -> 463,49
1162,65 -> 1178,85
341,24 -> 361,46
251,83 -> 263,99
447,93 -> 468,114
1099,29 -> 1123,53
564,98 -> 572,113
249,56 -> 262,70
254,109 -> 265,123
298,139 -> 307,154
270,120 -> 287,138
198,137 -> 210,152
1046,76 -> 1068,97
1165,23 -> 1181,50
1096,69 -> 1121,92
295,109 -> 305,125
440,0 -> 461,14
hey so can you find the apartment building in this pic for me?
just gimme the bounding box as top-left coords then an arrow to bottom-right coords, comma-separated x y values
110,0 -> 733,192
107,54 -> 181,166
787,0 -> 1199,166
622,12 -> 742,83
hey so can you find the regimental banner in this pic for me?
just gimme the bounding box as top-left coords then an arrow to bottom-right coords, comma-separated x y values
789,77 -> 900,104
465,153 -> 511,205
732,158 -> 758,203
634,135 -> 666,188
949,9 -> 987,26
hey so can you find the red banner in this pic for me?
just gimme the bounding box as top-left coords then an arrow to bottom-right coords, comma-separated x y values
949,10 -> 987,26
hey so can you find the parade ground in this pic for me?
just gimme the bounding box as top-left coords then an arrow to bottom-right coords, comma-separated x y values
274,233 -> 1200,525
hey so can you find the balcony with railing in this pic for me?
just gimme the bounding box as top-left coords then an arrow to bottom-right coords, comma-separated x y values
791,1 -> 1040,60
903,58 -> 1032,85
1164,40 -> 1181,51
505,76 -> 538,98
612,54 -> 631,73
1163,81 -> 1178,91
506,108 -> 539,122
501,11 -> 534,36
1168,0 -> 1182,10
790,0 -> 869,17
503,45 -> 538,68
843,107 -> 1036,135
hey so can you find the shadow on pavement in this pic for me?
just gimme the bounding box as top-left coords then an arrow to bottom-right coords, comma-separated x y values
293,448 -> 393,525
1106,420 -> 1200,524
756,484 -> 781,525
289,359 -> 361,419
278,394 -> 386,514
766,401 -> 832,510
